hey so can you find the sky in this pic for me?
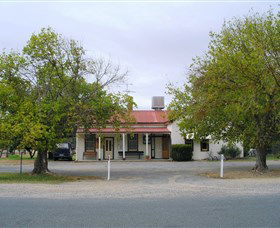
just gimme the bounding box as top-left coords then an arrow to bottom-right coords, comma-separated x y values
0,0 -> 278,109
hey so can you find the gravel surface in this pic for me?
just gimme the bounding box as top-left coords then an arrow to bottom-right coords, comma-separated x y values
0,160 -> 280,199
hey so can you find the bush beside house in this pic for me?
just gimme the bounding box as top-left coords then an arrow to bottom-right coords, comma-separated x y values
218,145 -> 241,159
171,144 -> 193,161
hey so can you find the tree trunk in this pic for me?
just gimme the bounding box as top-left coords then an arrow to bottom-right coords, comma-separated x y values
254,145 -> 268,172
45,150 -> 51,173
32,149 -> 48,174
27,149 -> 35,159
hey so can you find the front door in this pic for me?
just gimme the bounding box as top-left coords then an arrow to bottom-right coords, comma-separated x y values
151,136 -> 155,159
162,135 -> 170,159
104,138 -> 114,159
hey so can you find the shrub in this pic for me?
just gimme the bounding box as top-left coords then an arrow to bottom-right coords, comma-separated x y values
218,145 -> 241,159
171,144 -> 193,161
271,140 -> 280,157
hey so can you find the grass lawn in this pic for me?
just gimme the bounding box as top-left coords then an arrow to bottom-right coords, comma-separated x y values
1,154 -> 35,160
0,173 -> 100,184
201,155 -> 280,179
201,169 -> 280,179
203,154 -> 280,162
0,159 -> 35,165
226,154 -> 280,162
0,154 -> 36,165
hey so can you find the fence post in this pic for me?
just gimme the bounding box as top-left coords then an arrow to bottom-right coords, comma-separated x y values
107,155 -> 110,181
220,154 -> 224,178
20,150 -> 23,174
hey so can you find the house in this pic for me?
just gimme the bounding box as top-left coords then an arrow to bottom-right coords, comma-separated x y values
75,97 -> 243,161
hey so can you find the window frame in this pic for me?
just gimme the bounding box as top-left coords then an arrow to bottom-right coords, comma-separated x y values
127,134 -> 138,151
85,134 -> 96,151
200,139 -> 209,151
185,139 -> 194,151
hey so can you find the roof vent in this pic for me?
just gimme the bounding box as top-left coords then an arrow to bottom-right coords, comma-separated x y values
151,96 -> 165,110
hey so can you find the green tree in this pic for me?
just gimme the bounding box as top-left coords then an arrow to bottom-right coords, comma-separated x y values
0,28 -> 134,174
168,10 -> 280,172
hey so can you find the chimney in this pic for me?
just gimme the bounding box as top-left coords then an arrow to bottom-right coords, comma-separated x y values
151,96 -> 165,110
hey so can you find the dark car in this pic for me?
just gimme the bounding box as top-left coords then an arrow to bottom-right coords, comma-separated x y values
53,143 -> 73,161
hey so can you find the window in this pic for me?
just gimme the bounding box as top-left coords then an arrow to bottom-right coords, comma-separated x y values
57,143 -> 70,149
105,139 -> 113,151
185,139 -> 194,151
200,139 -> 209,151
128,134 -> 138,151
85,134 -> 96,151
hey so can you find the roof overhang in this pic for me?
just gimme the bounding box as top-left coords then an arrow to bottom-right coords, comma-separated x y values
77,127 -> 171,134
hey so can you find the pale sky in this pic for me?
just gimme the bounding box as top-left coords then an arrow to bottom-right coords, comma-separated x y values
0,0 -> 278,109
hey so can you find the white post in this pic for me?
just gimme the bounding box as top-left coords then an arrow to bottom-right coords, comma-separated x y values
145,133 -> 149,158
98,136 -> 101,160
220,154 -> 224,178
107,155 -> 110,180
20,150 -> 23,174
122,133 -> 125,160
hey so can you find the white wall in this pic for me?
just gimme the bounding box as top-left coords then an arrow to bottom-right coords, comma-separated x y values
167,122 -> 185,144
168,122 -> 244,160
192,140 -> 223,160
76,133 -> 85,161
192,140 -> 244,160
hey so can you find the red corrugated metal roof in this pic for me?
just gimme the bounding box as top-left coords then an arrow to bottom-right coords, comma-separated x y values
78,127 -> 170,134
77,110 -> 170,134
131,110 -> 168,123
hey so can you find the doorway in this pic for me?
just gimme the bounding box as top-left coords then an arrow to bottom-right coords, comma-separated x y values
162,135 -> 170,159
151,136 -> 155,159
104,137 -> 114,159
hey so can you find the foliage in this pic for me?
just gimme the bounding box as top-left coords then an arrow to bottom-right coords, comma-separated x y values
171,144 -> 193,161
0,27 -> 134,174
168,10 -> 280,171
218,145 -> 241,159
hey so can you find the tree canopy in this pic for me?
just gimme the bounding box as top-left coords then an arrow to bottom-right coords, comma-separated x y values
168,10 -> 280,171
0,28 -> 134,174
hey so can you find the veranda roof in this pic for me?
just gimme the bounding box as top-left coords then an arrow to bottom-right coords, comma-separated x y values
77,127 -> 170,134
77,110 -> 170,134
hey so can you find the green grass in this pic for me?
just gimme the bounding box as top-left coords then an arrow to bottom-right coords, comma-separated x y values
267,154 -> 280,160
201,169 -> 280,179
0,173 -> 99,184
224,154 -> 280,162
0,154 -> 35,160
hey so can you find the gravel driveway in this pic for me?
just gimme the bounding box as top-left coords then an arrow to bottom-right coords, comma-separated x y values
1,160 -> 280,199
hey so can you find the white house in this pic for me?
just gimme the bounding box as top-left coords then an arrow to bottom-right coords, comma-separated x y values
75,97 -> 243,161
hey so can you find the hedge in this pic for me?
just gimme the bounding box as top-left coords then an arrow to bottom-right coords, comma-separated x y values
218,145 -> 241,159
171,144 -> 193,161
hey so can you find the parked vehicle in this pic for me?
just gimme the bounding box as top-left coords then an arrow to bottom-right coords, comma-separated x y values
53,143 -> 73,161
248,149 -> 257,157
